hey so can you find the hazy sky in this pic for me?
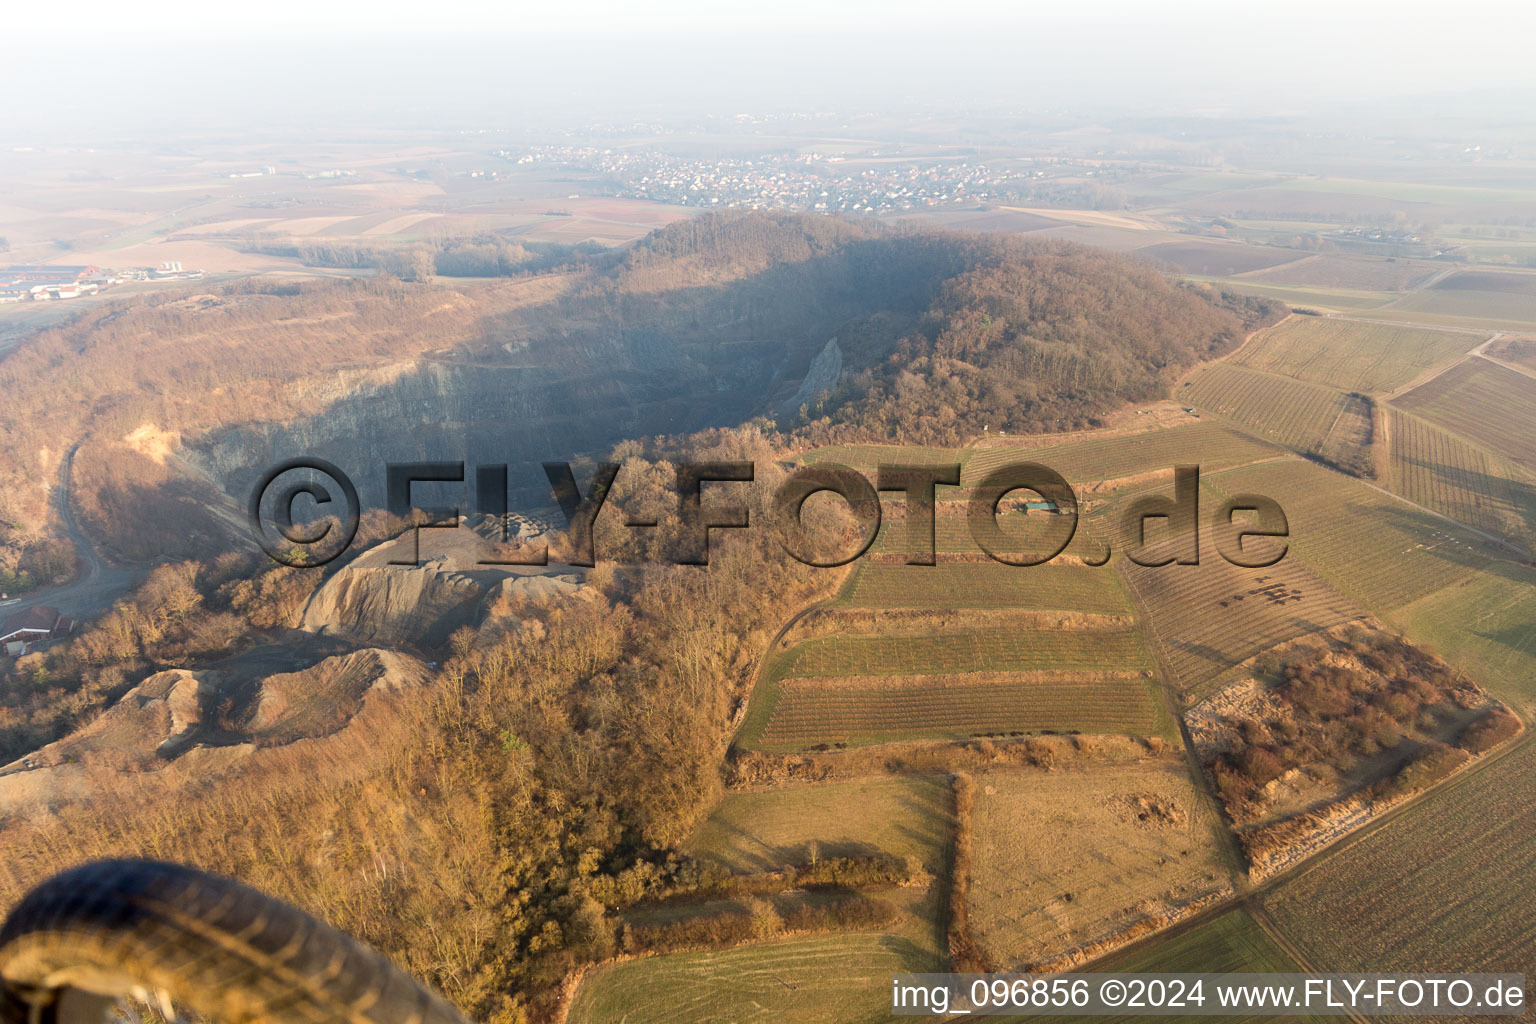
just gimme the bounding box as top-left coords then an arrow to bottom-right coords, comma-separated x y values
12,0 -> 1533,43
6,0 -> 1535,138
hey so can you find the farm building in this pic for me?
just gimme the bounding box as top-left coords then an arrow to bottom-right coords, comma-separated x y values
0,605 -> 72,657
0,265 -> 98,287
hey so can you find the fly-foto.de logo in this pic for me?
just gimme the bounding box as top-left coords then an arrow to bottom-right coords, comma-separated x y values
248,457 -> 1289,571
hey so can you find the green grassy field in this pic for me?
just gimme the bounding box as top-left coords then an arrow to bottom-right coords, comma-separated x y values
1394,569 -> 1536,705
842,561 -> 1131,614
1181,363 -> 1351,454
1265,739 -> 1536,977
1105,910 -> 1297,973
568,931 -> 944,1024
688,775 -> 952,873
992,911 -> 1307,1024
1395,358 -> 1536,470
1235,316 -> 1477,394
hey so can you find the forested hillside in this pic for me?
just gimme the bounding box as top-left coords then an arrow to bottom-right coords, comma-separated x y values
0,212 -> 1274,569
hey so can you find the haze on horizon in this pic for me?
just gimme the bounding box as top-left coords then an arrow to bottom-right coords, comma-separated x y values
4,0 -> 1534,141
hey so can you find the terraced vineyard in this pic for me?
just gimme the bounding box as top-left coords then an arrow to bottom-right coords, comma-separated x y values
771,629 -> 1147,678
1208,459 -> 1486,613
1119,536 -> 1361,699
1387,408 -> 1536,544
1235,316 -> 1476,393
738,623 -> 1161,751
1395,358 -> 1536,470
796,443 -> 968,473
964,420 -> 1280,490
759,672 -> 1163,748
1265,739 -> 1536,977
1180,363 -> 1350,454
869,510 -> 1067,558
843,561 -> 1130,614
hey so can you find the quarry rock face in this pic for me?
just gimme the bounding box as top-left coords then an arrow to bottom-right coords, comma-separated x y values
187,330 -> 796,511
780,336 -> 842,420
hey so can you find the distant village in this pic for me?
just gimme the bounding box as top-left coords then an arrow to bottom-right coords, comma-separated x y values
502,146 -> 1062,214
0,262 -> 204,305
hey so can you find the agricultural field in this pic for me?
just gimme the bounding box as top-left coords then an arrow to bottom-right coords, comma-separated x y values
756,671 -> 1165,750
768,629 -> 1148,679
1207,459 -> 1489,614
963,420 -> 1281,493
967,762 -> 1232,968
997,911 -> 1313,1024
1485,336 -> 1536,374
568,930 -> 944,1024
1384,270 -> 1536,328
1098,909 -> 1297,973
841,561 -> 1130,614
1314,391 -> 1375,476
1180,363 -> 1352,455
1137,241 -> 1301,277
1210,460 -> 1536,707
1176,185 -> 1414,221
1395,358 -> 1536,471
1205,279 -> 1398,313
1264,739 -> 1536,977
1394,569 -> 1536,705
796,444 -> 968,473
737,625 -> 1159,753
1245,254 -> 1440,293
1118,533 -> 1362,701
868,510 -> 1080,560
1235,316 -> 1477,394
687,775 -> 952,873
1386,408 -> 1536,545
921,207 -> 1060,233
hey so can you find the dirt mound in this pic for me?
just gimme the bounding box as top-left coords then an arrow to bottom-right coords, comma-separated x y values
22,668 -> 212,773
240,648 -> 430,747
0,648 -> 434,816
300,555 -> 487,647
301,531 -> 589,648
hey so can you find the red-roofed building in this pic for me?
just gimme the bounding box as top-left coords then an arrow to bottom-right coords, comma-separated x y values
0,606 -> 72,657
